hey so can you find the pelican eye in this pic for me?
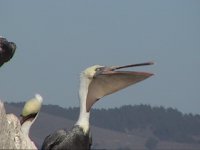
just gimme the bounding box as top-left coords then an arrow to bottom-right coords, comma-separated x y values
95,67 -> 105,72
95,68 -> 101,71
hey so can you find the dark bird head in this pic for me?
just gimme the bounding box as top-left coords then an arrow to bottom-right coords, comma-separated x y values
0,37 -> 16,67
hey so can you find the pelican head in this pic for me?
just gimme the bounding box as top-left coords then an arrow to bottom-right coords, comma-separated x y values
82,65 -> 104,79
20,94 -> 43,136
81,62 -> 154,112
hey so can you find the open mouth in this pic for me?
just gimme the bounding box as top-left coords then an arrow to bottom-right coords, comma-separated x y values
86,62 -> 154,112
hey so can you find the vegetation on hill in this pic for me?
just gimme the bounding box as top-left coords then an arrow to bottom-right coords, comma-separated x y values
8,102 -> 200,144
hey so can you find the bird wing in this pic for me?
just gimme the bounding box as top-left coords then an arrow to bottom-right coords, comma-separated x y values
86,71 -> 153,112
41,130 -> 67,150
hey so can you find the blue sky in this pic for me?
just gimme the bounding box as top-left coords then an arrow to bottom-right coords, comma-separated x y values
0,0 -> 200,114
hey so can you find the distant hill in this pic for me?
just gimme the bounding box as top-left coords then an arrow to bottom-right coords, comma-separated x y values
4,102 -> 200,150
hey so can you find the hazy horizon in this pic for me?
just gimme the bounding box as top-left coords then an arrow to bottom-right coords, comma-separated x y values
0,1 -> 200,114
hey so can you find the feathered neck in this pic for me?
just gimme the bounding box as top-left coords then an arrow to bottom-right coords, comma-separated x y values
75,73 -> 91,134
21,120 -> 33,137
21,114 -> 38,137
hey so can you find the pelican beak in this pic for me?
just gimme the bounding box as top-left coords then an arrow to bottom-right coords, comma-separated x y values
20,113 -> 38,125
94,61 -> 154,77
86,61 -> 154,112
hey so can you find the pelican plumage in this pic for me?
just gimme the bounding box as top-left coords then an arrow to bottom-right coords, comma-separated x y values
41,62 -> 154,150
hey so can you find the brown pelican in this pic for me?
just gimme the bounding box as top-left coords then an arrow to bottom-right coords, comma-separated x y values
41,62 -> 154,150
0,36 -> 16,67
20,94 -> 43,137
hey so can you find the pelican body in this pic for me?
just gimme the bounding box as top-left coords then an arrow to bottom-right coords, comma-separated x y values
41,62 -> 153,150
42,126 -> 91,150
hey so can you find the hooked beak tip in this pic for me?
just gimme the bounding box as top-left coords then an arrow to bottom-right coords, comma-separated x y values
148,61 -> 154,65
